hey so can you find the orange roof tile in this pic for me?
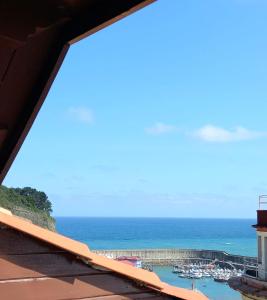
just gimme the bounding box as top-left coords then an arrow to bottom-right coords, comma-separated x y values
0,210 -> 208,300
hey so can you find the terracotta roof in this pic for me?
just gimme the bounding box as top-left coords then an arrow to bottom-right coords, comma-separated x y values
0,210 -> 208,300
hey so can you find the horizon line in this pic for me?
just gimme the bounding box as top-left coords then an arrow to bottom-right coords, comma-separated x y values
53,216 -> 256,220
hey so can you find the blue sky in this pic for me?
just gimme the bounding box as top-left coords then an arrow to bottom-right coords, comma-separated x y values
4,0 -> 267,217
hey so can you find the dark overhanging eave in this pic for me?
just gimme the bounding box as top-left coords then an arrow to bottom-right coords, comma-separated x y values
0,0 -> 155,183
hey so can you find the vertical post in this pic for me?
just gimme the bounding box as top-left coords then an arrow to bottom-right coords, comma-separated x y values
191,279 -> 195,291
257,232 -> 267,280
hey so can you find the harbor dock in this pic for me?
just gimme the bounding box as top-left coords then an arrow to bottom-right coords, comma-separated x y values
93,248 -> 257,270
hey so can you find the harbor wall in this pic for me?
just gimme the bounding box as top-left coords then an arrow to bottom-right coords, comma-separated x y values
93,249 -> 257,268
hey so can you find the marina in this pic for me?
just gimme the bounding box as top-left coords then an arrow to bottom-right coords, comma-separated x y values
96,248 -> 250,286
153,265 -> 242,300
59,218 -> 254,299
173,263 -> 243,282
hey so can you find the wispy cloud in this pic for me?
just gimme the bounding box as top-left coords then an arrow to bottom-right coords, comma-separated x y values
67,106 -> 94,124
146,122 -> 267,142
145,122 -> 178,135
192,125 -> 267,143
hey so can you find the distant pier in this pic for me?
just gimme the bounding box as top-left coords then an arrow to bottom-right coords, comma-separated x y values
93,248 -> 257,270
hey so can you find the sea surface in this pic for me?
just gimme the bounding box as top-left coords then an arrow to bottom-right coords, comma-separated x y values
56,217 -> 257,300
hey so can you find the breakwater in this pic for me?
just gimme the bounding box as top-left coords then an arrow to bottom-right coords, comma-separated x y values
93,249 -> 257,269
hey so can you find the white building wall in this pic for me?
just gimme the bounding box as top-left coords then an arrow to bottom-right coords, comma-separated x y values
257,231 -> 267,280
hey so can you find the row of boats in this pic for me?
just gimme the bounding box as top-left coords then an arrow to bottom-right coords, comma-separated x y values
173,263 -> 243,282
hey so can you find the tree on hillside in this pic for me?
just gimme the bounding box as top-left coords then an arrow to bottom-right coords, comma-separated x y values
12,187 -> 52,213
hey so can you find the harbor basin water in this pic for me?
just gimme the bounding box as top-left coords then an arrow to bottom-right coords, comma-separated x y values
56,217 -> 256,300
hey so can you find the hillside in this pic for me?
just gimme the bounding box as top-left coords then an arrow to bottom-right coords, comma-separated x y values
0,185 -> 55,231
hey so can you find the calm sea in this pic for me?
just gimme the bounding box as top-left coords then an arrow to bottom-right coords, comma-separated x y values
56,217 -> 256,300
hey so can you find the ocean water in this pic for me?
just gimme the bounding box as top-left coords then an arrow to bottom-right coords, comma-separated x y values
56,217 -> 257,300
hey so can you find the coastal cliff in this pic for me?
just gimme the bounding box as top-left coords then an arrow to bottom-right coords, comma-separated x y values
0,185 -> 55,231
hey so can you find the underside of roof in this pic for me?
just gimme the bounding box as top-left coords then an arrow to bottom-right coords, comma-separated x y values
0,0 -> 154,183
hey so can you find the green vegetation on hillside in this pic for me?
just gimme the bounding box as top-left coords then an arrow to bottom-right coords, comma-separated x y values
0,185 -> 55,230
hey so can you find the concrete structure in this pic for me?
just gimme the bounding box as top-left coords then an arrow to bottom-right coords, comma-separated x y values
254,207 -> 267,281
229,196 -> 267,300
94,248 -> 257,269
